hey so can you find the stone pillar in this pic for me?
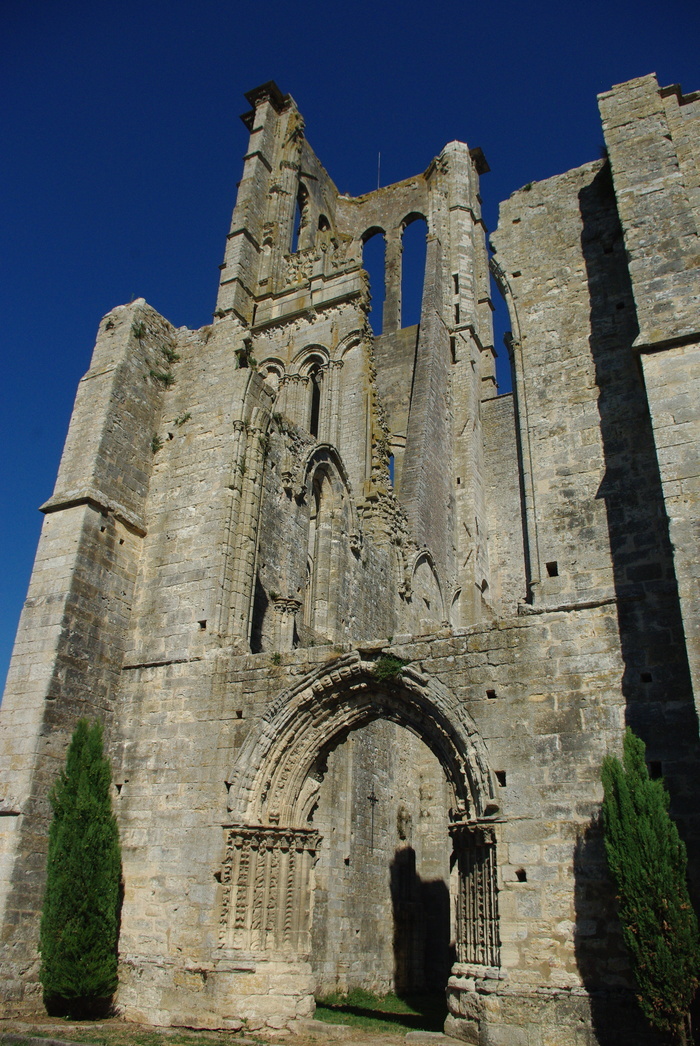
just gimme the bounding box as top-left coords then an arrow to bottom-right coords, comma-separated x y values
272,598 -> 301,651
226,422 -> 268,646
278,373 -> 310,431
324,360 -> 344,448
383,231 -> 402,333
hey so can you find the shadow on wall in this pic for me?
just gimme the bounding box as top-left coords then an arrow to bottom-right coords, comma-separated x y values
390,846 -> 455,996
575,163 -> 700,1044
573,817 -> 662,1046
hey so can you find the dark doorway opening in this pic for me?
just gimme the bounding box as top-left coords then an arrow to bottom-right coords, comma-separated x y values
310,719 -> 453,1028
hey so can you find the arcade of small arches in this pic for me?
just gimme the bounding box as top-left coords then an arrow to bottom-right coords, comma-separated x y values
290,178 -> 430,335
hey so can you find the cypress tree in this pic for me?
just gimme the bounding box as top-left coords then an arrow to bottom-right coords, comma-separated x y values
601,728 -> 699,1045
39,719 -> 122,1015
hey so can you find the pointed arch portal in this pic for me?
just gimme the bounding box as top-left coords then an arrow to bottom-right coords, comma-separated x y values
219,653 -> 501,982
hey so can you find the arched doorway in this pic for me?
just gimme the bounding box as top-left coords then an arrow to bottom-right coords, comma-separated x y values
310,717 -> 453,997
221,652 -> 501,1023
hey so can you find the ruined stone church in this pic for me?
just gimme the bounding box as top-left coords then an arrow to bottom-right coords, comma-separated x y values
1,73 -> 699,1044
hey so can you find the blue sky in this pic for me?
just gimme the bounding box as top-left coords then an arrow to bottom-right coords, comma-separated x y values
1,0 -> 698,690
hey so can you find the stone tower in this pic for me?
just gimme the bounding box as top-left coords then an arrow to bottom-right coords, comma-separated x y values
1,75 -> 699,1045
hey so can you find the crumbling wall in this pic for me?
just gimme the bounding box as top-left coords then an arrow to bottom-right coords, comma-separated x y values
0,74 -> 698,1046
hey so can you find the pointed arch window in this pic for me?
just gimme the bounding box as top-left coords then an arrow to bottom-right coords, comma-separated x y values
302,461 -> 352,645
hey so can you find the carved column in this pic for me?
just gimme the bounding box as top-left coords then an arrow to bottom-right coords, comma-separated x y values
320,359 -> 343,447
315,363 -> 330,444
450,823 -> 500,967
272,597 -> 301,651
220,825 -> 321,956
278,373 -> 310,431
226,423 -> 267,645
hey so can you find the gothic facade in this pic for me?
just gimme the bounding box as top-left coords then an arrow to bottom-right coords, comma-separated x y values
1,74 -> 699,1045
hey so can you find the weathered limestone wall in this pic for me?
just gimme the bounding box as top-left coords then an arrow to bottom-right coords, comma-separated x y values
1,75 -> 698,1046
492,162 -> 620,610
0,300 -> 173,999
600,74 -> 700,717
639,343 -> 700,714
492,144 -> 700,888
481,393 -> 526,616
599,75 -> 700,347
108,602 -> 633,1031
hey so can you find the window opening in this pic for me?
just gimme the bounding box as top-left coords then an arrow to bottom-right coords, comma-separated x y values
362,230 -> 386,335
489,268 -> 514,395
401,215 -> 428,328
309,366 -> 321,438
291,183 -> 309,254
388,453 -> 395,485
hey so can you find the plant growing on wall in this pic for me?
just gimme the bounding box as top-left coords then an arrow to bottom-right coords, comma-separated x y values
601,728 -> 700,1045
373,654 -> 408,682
39,719 -> 122,1017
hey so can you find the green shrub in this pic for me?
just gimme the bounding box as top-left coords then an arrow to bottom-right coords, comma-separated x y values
39,719 -> 122,1016
602,729 -> 700,1044
373,654 -> 408,682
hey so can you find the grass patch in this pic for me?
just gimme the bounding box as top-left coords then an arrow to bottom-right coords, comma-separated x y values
315,989 -> 446,1033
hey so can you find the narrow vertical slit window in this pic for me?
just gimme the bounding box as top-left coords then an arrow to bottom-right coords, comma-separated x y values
309,367 -> 321,438
291,184 -> 309,254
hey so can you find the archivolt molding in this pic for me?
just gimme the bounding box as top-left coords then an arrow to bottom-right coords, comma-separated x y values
405,547 -> 442,593
281,443 -> 361,550
290,344 -> 330,373
337,329 -> 366,359
226,651 -> 498,829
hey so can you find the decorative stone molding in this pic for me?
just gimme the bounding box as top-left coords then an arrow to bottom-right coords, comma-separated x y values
225,652 -> 499,826
450,822 -> 500,968
219,825 -> 320,956
271,597 -> 302,615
